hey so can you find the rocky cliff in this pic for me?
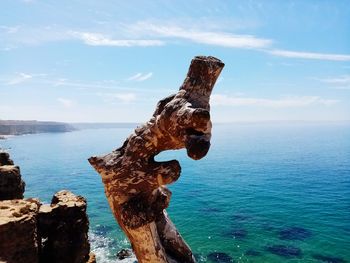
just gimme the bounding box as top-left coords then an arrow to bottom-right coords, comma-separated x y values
0,151 -> 95,263
0,120 -> 75,136
0,152 -> 25,200
0,198 -> 41,263
39,190 -> 92,263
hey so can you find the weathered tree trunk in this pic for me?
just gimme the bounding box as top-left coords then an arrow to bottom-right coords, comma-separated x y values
89,56 -> 224,263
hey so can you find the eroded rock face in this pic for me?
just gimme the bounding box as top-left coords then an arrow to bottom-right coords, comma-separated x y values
39,190 -> 91,263
0,152 -> 14,166
117,248 -> 132,260
0,198 -> 40,263
86,253 -> 96,263
89,56 -> 224,263
0,151 -> 25,200
0,151 -> 94,263
0,165 -> 25,200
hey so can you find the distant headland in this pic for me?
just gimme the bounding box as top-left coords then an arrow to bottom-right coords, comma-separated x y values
0,120 -> 75,136
0,120 -> 141,137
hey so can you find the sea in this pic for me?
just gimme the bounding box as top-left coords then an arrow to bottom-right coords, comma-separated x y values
1,122 -> 349,263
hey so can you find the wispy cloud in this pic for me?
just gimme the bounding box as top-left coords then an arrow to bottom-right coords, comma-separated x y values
129,22 -> 272,49
318,75 -> 350,85
0,46 -> 18,51
0,72 -> 158,93
0,25 -> 73,46
98,92 -> 136,103
211,94 -> 338,107
1,72 -> 48,85
1,26 -> 164,48
316,75 -> 350,90
70,32 -> 164,47
127,72 -> 153,82
57,98 -> 74,108
0,25 -> 20,34
51,78 -> 110,89
7,73 -> 33,85
1,21 -> 348,63
36,77 -> 121,90
268,49 -> 350,61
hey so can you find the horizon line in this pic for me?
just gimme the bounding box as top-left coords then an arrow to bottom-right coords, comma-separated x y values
2,119 -> 350,124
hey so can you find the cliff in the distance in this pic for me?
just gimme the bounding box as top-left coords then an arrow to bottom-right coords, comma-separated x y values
0,120 -> 75,135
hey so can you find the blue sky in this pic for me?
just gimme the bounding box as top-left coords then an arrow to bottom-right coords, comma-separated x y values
1,0 -> 349,122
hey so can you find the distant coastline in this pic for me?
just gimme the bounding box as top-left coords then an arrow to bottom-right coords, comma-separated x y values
0,120 -> 142,137
0,120 -> 75,136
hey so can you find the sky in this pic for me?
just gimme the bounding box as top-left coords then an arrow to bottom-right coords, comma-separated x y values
0,0 -> 350,123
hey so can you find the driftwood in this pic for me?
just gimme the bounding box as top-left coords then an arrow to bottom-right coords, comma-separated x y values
89,56 -> 224,263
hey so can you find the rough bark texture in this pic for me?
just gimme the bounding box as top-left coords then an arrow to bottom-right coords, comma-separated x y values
0,198 -> 41,263
0,152 -> 25,200
38,190 -> 91,263
89,56 -> 224,263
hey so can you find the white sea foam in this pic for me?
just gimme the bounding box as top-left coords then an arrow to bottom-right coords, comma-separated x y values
89,231 -> 137,263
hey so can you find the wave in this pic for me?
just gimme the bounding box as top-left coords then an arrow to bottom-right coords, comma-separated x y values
89,231 -> 137,263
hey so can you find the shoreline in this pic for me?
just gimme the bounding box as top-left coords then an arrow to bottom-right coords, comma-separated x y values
0,135 -> 16,140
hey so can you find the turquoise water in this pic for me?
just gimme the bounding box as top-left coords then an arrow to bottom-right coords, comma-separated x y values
1,123 -> 349,263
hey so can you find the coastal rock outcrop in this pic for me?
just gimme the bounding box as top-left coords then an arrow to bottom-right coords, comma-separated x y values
39,190 -> 92,263
0,151 -> 95,263
0,152 -> 25,200
0,198 -> 41,263
0,152 -> 14,166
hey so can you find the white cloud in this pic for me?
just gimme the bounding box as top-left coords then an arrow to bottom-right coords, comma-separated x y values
211,94 -> 338,107
316,75 -> 350,90
318,75 -> 350,85
0,46 -> 18,51
44,78 -> 123,90
0,26 -> 20,34
127,73 -> 142,81
129,22 -> 272,49
97,92 -> 137,103
70,32 -> 164,47
127,72 -> 153,82
57,98 -> 74,108
1,72 -> 48,85
7,73 -> 33,85
1,21 -> 348,62
268,49 -> 350,61
51,78 -> 107,89
1,27 -> 164,48
1,26 -> 73,46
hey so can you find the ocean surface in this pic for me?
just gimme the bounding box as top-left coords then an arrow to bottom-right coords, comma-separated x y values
1,123 -> 349,263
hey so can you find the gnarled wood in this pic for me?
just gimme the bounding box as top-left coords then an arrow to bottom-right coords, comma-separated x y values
89,56 -> 224,263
